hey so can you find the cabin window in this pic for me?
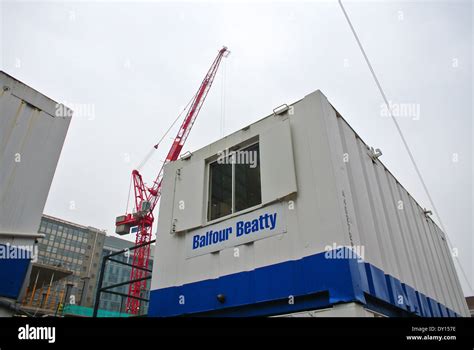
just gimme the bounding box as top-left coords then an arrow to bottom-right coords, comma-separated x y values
208,143 -> 261,221
208,162 -> 232,221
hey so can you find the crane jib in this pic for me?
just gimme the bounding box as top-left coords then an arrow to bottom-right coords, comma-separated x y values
115,46 -> 230,314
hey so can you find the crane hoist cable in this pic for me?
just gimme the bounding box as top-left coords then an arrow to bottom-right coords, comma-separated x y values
126,93 -> 197,213
136,93 -> 196,171
338,0 -> 473,294
220,57 -> 227,137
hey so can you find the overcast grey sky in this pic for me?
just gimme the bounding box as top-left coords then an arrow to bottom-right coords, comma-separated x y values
1,0 -> 472,294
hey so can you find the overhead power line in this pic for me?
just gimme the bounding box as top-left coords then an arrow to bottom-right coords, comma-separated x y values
338,0 -> 473,294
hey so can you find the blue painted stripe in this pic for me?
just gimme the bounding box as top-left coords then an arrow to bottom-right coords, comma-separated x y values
148,248 -> 460,317
364,263 -> 390,304
402,283 -> 421,315
446,308 -> 456,318
439,303 -> 448,317
150,248 -> 365,316
385,275 -> 407,311
0,244 -> 31,299
194,292 -> 332,317
428,298 -> 441,317
416,292 -> 432,317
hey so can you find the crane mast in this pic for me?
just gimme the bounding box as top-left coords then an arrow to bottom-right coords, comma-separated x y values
115,46 -> 229,314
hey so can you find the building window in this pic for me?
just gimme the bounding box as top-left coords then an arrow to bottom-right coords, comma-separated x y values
208,142 -> 261,221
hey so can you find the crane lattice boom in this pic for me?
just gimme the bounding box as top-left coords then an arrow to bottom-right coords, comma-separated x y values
115,46 -> 229,314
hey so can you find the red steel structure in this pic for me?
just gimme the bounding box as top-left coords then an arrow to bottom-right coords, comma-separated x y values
115,46 -> 229,314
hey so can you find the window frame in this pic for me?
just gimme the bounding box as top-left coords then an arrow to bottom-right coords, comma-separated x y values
207,157 -> 233,221
206,139 -> 262,224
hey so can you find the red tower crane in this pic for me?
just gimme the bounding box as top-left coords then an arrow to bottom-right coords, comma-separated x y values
115,46 -> 229,314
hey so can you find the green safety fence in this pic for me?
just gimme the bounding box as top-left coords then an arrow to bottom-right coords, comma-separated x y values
62,304 -> 130,318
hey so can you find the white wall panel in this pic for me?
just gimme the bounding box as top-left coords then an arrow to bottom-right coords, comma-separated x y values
260,117 -> 297,204
173,159 -> 205,232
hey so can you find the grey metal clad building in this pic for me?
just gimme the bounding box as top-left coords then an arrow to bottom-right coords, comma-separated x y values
0,71 -> 71,316
148,90 -> 469,317
24,215 -> 106,312
97,236 -> 154,315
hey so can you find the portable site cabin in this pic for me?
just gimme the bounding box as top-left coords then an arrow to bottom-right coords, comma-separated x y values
148,89 -> 469,317
0,71 -> 71,316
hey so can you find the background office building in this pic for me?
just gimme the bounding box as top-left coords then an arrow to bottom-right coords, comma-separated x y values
23,215 -> 106,311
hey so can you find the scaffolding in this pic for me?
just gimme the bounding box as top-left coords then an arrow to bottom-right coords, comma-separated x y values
92,239 -> 155,317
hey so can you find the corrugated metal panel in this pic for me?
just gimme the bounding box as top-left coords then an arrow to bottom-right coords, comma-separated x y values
0,71 -> 71,235
149,89 -> 469,317
323,90 -> 468,317
327,90 -> 468,316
